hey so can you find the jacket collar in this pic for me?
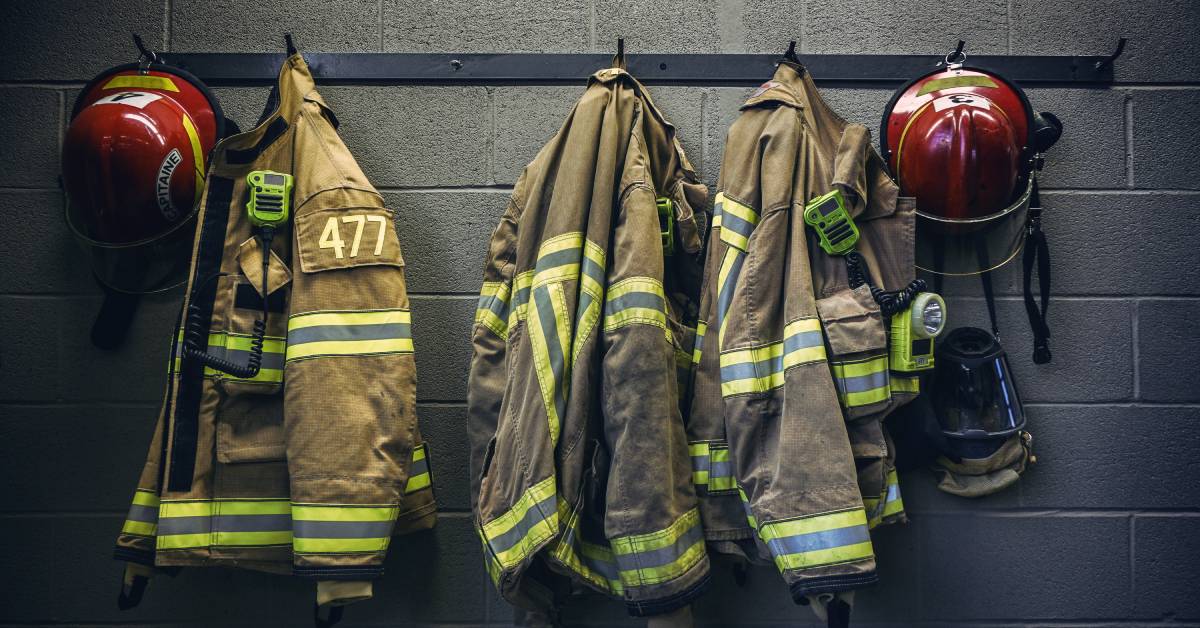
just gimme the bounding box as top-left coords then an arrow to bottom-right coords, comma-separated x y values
212,53 -> 318,171
741,61 -> 807,111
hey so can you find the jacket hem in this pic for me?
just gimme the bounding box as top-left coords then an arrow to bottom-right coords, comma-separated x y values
293,565 -> 384,580
625,571 -> 711,618
788,570 -> 878,602
114,546 -> 156,567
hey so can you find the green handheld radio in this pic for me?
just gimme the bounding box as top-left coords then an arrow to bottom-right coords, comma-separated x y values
656,196 -> 675,257
803,188 -> 859,255
889,292 -> 947,371
246,170 -> 293,228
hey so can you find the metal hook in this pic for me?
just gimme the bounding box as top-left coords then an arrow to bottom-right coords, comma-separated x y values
613,38 -> 626,69
285,33 -> 297,56
943,39 -> 967,66
131,32 -> 159,70
1095,37 -> 1127,71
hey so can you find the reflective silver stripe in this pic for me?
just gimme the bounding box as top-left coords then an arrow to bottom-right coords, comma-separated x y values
292,520 -> 394,539
489,493 -> 557,554
126,504 -> 158,523
766,524 -> 871,556
287,322 -> 411,345
158,514 -> 293,535
613,520 -> 705,570
837,370 -> 889,394
212,345 -> 286,370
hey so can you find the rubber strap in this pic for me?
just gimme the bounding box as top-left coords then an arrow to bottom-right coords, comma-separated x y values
1023,179 -> 1052,364
117,574 -> 148,610
313,603 -> 344,628
91,283 -> 141,350
980,270 -> 1000,339
827,597 -> 851,628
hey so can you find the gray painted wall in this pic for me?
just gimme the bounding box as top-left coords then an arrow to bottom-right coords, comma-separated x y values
1,0 -> 1198,625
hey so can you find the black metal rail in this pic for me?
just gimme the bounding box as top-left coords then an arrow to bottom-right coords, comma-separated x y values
154,48 -> 1123,87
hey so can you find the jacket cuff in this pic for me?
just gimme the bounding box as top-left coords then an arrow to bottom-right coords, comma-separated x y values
113,545 -> 156,567
317,580 -> 373,606
789,570 -> 878,603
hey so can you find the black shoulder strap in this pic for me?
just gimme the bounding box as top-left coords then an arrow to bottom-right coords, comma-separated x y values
1023,179 -> 1052,363
980,270 -> 1000,338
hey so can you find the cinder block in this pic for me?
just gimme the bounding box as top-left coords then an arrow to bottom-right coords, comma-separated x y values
382,0 -> 589,53
940,192 -> 1200,297
0,297 -> 61,401
1133,90 -> 1200,190
703,87 -> 756,188
803,0 -> 1007,54
0,191 -> 95,294
1020,405 -> 1200,509
319,86 -> 490,188
411,296 -> 474,402
492,86 -> 706,187
171,0 -> 382,53
1027,88 -> 1127,189
1133,516 -> 1200,619
594,0 -> 721,53
899,466 -> 1022,513
56,293 -> 179,403
941,297 -> 1133,403
386,190 -> 510,293
918,514 -> 1131,620
817,88 -> 894,138
416,404 -> 470,512
0,0 -> 164,81
1138,299 -> 1200,402
1011,0 -> 1200,82
0,89 -> 61,188
0,404 -> 158,513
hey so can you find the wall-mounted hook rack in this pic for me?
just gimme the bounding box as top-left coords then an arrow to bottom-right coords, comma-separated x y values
154,43 -> 1125,87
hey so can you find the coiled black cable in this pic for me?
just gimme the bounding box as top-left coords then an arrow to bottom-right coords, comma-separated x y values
844,251 -> 927,318
181,228 -> 274,379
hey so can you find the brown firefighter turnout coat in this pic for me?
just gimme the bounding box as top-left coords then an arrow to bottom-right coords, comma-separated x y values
115,53 -> 435,599
686,62 -> 914,601
468,66 -> 711,616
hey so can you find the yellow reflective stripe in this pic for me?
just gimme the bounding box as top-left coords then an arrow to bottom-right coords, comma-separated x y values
688,442 -> 709,457
413,445 -> 426,462
291,505 -> 396,522
103,75 -> 180,91
720,341 -> 785,395
132,490 -> 159,507
157,533 -> 211,550
550,501 -> 624,594
480,530 -> 503,585
759,509 -> 874,572
207,332 -> 286,383
580,240 -> 606,296
830,355 -> 891,406
288,309 -> 411,330
881,469 -> 904,518
181,113 -> 205,188
122,521 -> 157,536
604,276 -> 666,332
610,508 -> 706,587
692,320 -> 707,364
476,281 -> 511,339
715,193 -> 760,252
158,501 -> 216,518
286,309 -> 413,361
294,537 -> 391,553
737,487 -> 758,530
481,476 -> 558,568
527,282 -> 569,443
718,193 -> 760,225
532,232 -> 584,287
538,232 -> 585,256
405,473 -> 431,492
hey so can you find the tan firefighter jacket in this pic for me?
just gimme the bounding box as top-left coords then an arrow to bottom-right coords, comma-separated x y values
114,53 -> 436,607
685,61 -> 915,602
467,65 -> 711,617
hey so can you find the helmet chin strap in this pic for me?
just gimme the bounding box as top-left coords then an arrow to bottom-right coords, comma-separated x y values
806,591 -> 855,628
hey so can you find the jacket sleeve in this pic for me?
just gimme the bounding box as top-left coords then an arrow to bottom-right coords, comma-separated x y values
283,180 -> 418,582
599,182 -> 709,614
714,107 -> 878,600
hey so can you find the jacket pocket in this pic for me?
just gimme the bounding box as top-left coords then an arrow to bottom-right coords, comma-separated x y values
214,237 -> 292,464
815,285 -> 890,419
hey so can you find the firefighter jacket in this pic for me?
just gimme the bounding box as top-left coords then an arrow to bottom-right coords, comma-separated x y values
114,53 -> 436,605
685,61 -> 915,602
467,66 -> 711,617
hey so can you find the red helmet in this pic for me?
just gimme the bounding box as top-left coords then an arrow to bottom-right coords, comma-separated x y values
881,63 -> 1055,275
63,62 -> 224,292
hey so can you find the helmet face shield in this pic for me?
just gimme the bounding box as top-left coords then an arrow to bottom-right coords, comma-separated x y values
932,327 -> 1026,440
66,201 -> 199,293
915,175 -> 1033,276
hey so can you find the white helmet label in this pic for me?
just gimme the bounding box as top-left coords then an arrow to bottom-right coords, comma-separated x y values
92,91 -> 163,109
156,148 -> 183,221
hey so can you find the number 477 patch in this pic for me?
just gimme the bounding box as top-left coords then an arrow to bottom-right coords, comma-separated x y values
296,207 -> 405,273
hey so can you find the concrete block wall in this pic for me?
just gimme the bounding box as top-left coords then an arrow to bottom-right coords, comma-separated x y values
1,0 -> 1198,625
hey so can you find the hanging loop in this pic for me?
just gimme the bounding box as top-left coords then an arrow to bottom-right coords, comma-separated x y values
1095,37 -> 1126,71
132,32 -> 159,72
944,39 -> 967,67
